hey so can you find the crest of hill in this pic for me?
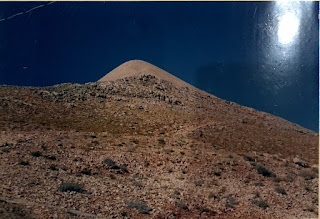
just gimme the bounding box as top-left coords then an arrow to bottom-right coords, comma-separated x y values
98,60 -> 196,90
97,60 -> 317,135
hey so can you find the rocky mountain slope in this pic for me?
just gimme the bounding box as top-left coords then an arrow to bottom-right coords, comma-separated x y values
0,60 -> 318,218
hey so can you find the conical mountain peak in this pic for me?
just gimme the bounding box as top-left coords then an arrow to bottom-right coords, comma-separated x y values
98,60 -> 194,89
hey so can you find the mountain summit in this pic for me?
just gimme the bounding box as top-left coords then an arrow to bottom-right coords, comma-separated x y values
98,60 -> 195,89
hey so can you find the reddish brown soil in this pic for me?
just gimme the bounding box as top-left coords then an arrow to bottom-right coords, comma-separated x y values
0,60 -> 318,218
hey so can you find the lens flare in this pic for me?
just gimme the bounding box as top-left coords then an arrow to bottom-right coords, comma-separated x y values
277,12 -> 300,44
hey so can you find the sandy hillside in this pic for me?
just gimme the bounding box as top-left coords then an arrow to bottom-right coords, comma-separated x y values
0,60 -> 318,218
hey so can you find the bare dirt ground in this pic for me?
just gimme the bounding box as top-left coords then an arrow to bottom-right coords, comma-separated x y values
0,61 -> 318,218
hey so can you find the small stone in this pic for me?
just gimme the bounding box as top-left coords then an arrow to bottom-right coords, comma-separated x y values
175,202 -> 189,210
293,157 -> 309,168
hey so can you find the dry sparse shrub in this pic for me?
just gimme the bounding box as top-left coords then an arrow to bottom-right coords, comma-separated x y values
120,211 -> 127,217
103,159 -> 128,173
104,158 -> 118,169
2,148 -> 9,153
49,165 -> 58,171
299,171 -> 316,180
243,155 -> 255,162
164,149 -> 174,154
274,187 -> 287,195
45,155 -> 56,160
196,206 -> 210,213
92,140 -> 99,145
67,211 -> 77,216
125,201 -> 152,214
208,193 -> 217,200
85,143 -> 95,151
272,177 -> 282,183
73,157 -> 82,162
30,151 -> 42,157
303,207 -> 315,213
312,167 -> 318,174
254,164 -> 275,177
131,138 -> 139,144
27,179 -> 39,186
58,183 -> 85,193
19,161 -> 29,166
158,138 -> 165,145
253,191 -> 260,198
283,161 -> 290,167
225,196 -> 238,209
119,164 -> 129,173
195,180 -> 204,187
80,168 -> 92,175
182,170 -> 187,174
175,202 -> 189,210
305,186 -> 311,192
252,199 -> 269,209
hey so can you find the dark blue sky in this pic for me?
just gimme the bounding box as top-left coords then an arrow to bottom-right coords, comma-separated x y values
0,1 -> 318,132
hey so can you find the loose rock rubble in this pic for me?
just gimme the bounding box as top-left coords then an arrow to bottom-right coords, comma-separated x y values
0,61 -> 318,218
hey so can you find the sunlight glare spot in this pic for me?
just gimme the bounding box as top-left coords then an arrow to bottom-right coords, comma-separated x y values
277,12 -> 299,44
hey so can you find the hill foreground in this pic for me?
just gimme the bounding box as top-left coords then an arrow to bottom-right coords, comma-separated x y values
0,60 -> 318,218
